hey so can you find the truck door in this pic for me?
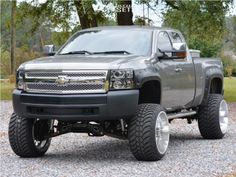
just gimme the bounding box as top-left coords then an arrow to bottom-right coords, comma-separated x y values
169,31 -> 195,108
156,31 -> 195,109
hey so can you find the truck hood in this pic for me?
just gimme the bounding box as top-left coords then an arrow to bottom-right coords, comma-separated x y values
22,54 -> 148,70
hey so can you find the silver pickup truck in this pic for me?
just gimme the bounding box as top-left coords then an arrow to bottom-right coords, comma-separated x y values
9,26 -> 229,161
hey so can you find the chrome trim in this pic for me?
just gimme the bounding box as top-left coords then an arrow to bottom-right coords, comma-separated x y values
24,70 -> 108,94
24,77 -> 106,83
25,89 -> 106,94
25,70 -> 107,79
155,111 -> 169,154
167,111 -> 197,119
219,100 -> 228,134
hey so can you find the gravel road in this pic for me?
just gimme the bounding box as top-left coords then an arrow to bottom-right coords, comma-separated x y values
0,101 -> 235,177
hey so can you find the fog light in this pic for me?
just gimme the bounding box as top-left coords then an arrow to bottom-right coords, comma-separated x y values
17,80 -> 24,89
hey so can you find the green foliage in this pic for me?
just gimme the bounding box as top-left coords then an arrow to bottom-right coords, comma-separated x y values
0,82 -> 15,100
0,48 -> 42,77
221,54 -> 236,77
1,0 -> 115,79
15,1 -> 75,49
1,1 -> 11,51
188,38 -> 221,57
17,1 -> 76,32
1,0 -> 113,51
0,50 -> 11,78
163,0 -> 232,57
134,16 -> 153,26
1,1 -> 54,52
51,32 -> 72,47
224,16 -> 236,52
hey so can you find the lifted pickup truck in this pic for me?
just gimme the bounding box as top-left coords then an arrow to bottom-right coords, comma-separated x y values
9,26 -> 229,161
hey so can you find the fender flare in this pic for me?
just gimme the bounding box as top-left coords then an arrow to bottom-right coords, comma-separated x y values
201,67 -> 223,105
136,75 -> 162,104
138,76 -> 161,88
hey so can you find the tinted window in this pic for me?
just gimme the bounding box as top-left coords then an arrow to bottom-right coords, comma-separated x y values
157,32 -> 172,51
59,30 -> 152,56
170,32 -> 182,43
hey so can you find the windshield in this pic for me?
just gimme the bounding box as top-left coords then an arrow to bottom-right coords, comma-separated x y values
58,29 -> 152,56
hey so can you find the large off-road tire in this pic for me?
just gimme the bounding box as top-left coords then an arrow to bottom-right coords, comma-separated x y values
198,94 -> 229,139
128,104 -> 170,161
8,113 -> 51,157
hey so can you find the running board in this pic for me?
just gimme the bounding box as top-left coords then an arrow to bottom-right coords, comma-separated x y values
167,111 -> 197,120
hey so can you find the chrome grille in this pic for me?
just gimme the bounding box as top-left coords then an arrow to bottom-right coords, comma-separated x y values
24,70 -> 108,94
25,72 -> 106,78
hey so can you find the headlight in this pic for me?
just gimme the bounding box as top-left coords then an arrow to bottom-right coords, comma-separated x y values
16,69 -> 25,90
110,69 -> 134,90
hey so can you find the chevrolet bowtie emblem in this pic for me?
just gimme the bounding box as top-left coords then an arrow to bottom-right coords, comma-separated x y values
56,76 -> 69,85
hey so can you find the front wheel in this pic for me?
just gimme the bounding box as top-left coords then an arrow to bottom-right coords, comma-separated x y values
198,94 -> 229,139
8,113 -> 52,157
128,104 -> 170,161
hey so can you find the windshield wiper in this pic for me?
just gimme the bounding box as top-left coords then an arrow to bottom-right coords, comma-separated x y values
93,50 -> 131,55
60,50 -> 92,55
60,50 -> 131,55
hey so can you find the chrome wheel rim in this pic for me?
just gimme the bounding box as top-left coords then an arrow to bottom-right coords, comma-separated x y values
219,100 -> 229,134
155,111 -> 170,154
34,139 -> 47,149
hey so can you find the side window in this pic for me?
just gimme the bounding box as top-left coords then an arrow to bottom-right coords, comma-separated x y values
169,32 -> 182,43
157,32 -> 172,51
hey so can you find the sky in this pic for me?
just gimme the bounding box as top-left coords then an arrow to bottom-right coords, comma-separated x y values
228,0 -> 236,16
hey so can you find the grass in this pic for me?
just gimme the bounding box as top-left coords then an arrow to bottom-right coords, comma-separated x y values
224,77 -> 236,102
0,78 -> 236,102
0,82 -> 15,100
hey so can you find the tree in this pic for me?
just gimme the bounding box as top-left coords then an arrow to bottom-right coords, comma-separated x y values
10,0 -> 16,74
162,0 -> 233,57
16,0 -> 109,30
1,1 -> 11,51
134,16 -> 153,25
232,16 -> 236,52
224,16 -> 236,52
74,0 -> 98,29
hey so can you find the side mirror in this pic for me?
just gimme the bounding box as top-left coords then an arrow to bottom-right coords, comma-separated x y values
173,42 -> 186,51
157,42 -> 187,60
158,49 -> 187,60
43,45 -> 56,56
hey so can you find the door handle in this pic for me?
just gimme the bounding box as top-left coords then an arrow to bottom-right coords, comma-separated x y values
175,67 -> 183,72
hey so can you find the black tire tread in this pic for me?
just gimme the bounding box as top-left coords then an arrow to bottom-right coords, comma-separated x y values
128,104 -> 166,161
8,113 -> 50,157
198,94 -> 225,139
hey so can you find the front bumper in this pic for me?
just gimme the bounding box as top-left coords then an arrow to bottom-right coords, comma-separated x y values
13,89 -> 139,121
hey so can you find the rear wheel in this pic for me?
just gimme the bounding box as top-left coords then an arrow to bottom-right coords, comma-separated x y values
198,94 -> 229,139
128,104 -> 170,161
9,113 -> 52,157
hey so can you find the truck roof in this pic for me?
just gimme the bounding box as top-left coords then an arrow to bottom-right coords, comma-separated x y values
80,26 -> 177,32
